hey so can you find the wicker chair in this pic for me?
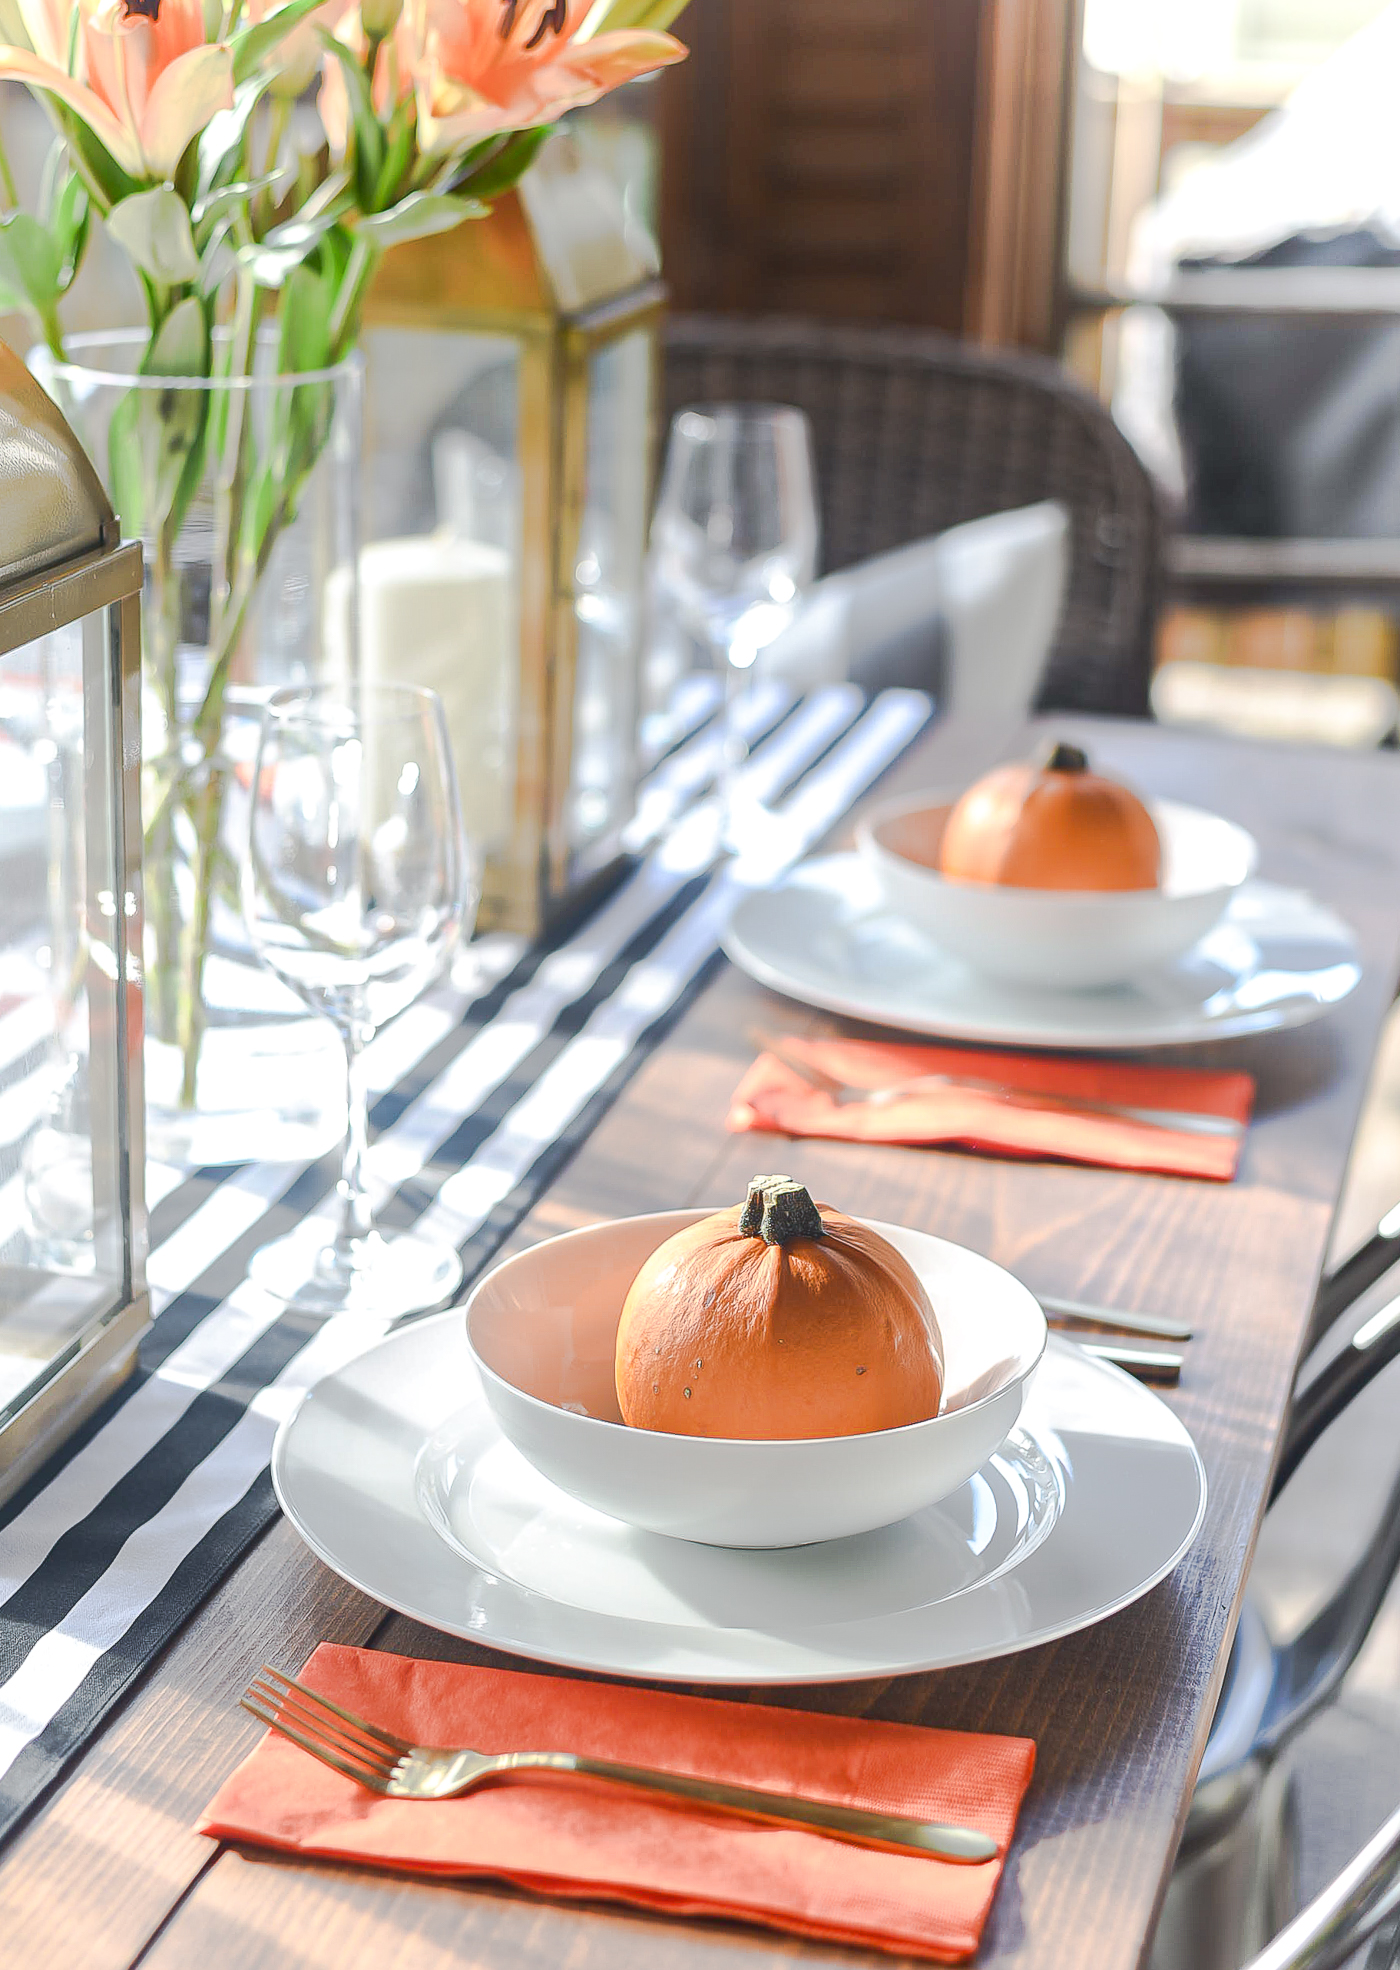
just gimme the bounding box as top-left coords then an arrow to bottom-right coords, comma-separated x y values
663,315 -> 1164,718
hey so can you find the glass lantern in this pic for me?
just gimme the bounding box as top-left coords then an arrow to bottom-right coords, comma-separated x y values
0,339 -> 147,1504
359,130 -> 665,934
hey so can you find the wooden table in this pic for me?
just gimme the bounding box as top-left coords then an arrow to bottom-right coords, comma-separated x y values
7,713 -> 1400,1970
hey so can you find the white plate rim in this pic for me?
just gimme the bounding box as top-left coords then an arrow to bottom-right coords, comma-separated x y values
271,1318 -> 1208,1686
721,855 -> 1361,1050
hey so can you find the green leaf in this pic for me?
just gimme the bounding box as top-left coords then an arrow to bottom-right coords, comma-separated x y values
236,194 -> 350,285
293,141 -> 332,213
355,191 -> 484,248
105,392 -> 148,540
370,96 -> 415,212
50,169 -> 90,288
277,262 -> 332,374
229,0 -> 325,87
577,0 -> 688,34
36,140 -> 65,229
318,32 -> 384,205
234,240 -> 302,288
0,212 -> 61,311
106,298 -> 212,544
451,125 -> 551,201
242,459 -> 279,558
198,74 -> 271,196
199,219 -> 237,291
61,104 -> 139,212
107,188 -> 201,286
233,170 -> 354,283
146,293 -> 209,378
192,171 -> 280,248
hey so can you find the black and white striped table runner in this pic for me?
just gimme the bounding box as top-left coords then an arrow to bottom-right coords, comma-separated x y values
0,681 -> 929,1841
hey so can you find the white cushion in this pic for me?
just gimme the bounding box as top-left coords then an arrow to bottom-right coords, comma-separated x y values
754,500 -> 1069,717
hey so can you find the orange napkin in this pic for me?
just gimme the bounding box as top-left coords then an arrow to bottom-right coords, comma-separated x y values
200,1645 -> 1035,1962
729,1034 -> 1254,1181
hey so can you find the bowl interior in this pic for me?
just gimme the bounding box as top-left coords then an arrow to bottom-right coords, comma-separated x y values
867,796 -> 1256,901
466,1209 -> 1044,1437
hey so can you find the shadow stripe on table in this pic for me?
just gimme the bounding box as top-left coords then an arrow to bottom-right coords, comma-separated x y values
0,1469 -> 280,1832
0,688 -> 927,1838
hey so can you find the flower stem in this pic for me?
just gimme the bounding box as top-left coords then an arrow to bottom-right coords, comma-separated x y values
38,302 -> 66,362
0,125 -> 17,210
328,236 -> 380,358
176,768 -> 222,1109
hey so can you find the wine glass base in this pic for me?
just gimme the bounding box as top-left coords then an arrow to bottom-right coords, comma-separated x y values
248,1227 -> 463,1320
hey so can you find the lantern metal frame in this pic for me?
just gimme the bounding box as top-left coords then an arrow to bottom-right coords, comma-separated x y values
0,379 -> 148,1505
366,168 -> 667,936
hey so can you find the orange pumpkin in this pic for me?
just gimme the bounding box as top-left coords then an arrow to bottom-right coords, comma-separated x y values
614,1176 -> 944,1440
938,741 -> 1161,891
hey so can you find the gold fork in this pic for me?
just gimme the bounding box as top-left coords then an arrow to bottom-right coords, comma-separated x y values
242,1666 -> 1000,1864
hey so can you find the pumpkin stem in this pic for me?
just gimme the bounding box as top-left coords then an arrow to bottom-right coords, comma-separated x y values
739,1174 -> 789,1236
739,1174 -> 825,1244
1042,739 -> 1089,774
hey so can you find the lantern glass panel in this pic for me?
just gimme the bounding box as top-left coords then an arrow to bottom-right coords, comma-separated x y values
359,326 -> 523,865
567,327 -> 653,869
0,607 -> 127,1423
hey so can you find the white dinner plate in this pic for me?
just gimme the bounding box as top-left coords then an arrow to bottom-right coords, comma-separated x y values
272,1315 -> 1207,1685
721,855 -> 1361,1050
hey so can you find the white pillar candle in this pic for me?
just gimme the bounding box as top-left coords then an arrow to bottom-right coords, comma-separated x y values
329,535 -> 516,853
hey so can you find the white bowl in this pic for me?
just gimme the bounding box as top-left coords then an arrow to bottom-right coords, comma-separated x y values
856,789 -> 1258,990
464,1209 -> 1046,1549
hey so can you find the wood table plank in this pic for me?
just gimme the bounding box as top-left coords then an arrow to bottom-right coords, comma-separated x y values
13,715 -> 1400,1970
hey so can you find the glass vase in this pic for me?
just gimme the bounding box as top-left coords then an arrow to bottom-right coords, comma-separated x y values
33,331 -> 361,1171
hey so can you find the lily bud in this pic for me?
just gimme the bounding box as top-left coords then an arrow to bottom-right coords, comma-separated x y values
360,0 -> 402,36
268,25 -> 322,98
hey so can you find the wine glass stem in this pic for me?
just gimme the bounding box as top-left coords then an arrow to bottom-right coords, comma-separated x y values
336,1030 -> 374,1249
718,639 -> 750,821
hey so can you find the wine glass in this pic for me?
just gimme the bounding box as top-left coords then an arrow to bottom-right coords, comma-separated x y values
242,681 -> 474,1318
648,404 -> 819,829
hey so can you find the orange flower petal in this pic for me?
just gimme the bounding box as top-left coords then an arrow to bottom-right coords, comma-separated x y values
554,25 -> 688,85
0,42 -> 144,176
138,41 -> 234,178
14,0 -> 69,68
416,24 -> 684,150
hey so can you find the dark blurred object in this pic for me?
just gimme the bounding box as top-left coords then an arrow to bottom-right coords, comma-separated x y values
660,0 -> 980,329
1175,229 -> 1400,540
664,315 -> 1162,716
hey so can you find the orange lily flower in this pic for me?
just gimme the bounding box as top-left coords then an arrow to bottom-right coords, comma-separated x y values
0,0 -> 233,186
404,0 -> 685,154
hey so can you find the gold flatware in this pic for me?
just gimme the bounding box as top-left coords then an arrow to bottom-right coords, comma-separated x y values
242,1666 -> 999,1863
749,1031 -> 1243,1142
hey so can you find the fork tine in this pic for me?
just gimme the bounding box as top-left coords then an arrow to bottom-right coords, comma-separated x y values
240,1696 -> 394,1794
245,1679 -> 401,1779
254,1665 -> 414,1756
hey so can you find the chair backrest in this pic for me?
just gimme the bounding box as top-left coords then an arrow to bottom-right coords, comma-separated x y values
662,315 -> 1164,718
